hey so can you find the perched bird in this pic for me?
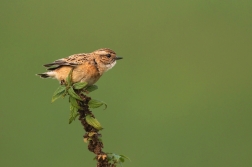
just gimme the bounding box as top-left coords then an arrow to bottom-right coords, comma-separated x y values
37,48 -> 122,85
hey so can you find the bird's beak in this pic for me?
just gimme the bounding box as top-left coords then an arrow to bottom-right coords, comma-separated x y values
115,56 -> 123,60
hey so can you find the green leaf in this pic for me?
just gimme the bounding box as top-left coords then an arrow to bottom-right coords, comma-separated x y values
69,96 -> 81,109
111,154 -> 121,163
85,115 -> 103,130
85,85 -> 98,93
119,154 -> 131,162
66,68 -> 74,85
107,153 -> 130,164
73,82 -> 88,90
119,157 -> 125,163
68,87 -> 82,100
51,85 -> 66,102
69,105 -> 79,124
88,99 -> 107,109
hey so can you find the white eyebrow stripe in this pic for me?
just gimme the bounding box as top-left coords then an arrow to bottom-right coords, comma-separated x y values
97,51 -> 109,55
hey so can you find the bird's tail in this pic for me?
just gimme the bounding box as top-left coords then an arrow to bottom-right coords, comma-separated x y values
37,71 -> 55,78
37,73 -> 50,78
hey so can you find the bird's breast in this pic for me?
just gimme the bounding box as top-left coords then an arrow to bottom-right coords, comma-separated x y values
53,62 -> 101,85
72,63 -> 101,85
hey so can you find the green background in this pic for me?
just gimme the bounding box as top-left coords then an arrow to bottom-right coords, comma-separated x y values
1,1 -> 251,167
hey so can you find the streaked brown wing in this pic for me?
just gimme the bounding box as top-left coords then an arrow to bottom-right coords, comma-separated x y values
43,53 -> 90,67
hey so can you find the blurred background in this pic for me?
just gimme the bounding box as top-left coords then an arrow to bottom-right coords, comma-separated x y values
0,1 -> 251,167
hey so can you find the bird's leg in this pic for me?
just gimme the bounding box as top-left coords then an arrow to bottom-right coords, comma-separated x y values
60,80 -> 66,85
82,89 -> 90,94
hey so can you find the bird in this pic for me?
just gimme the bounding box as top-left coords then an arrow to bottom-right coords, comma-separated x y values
37,48 -> 122,85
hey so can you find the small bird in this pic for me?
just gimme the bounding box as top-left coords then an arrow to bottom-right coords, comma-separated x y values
37,48 -> 122,85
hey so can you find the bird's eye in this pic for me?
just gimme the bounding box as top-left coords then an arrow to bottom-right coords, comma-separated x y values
106,54 -> 111,58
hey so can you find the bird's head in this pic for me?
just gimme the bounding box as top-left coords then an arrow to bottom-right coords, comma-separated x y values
93,48 -> 123,72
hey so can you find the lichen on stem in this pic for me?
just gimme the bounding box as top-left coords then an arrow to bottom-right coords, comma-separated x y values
50,70 -> 129,167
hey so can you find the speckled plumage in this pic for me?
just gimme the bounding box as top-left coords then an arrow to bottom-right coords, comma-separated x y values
37,48 -> 122,85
